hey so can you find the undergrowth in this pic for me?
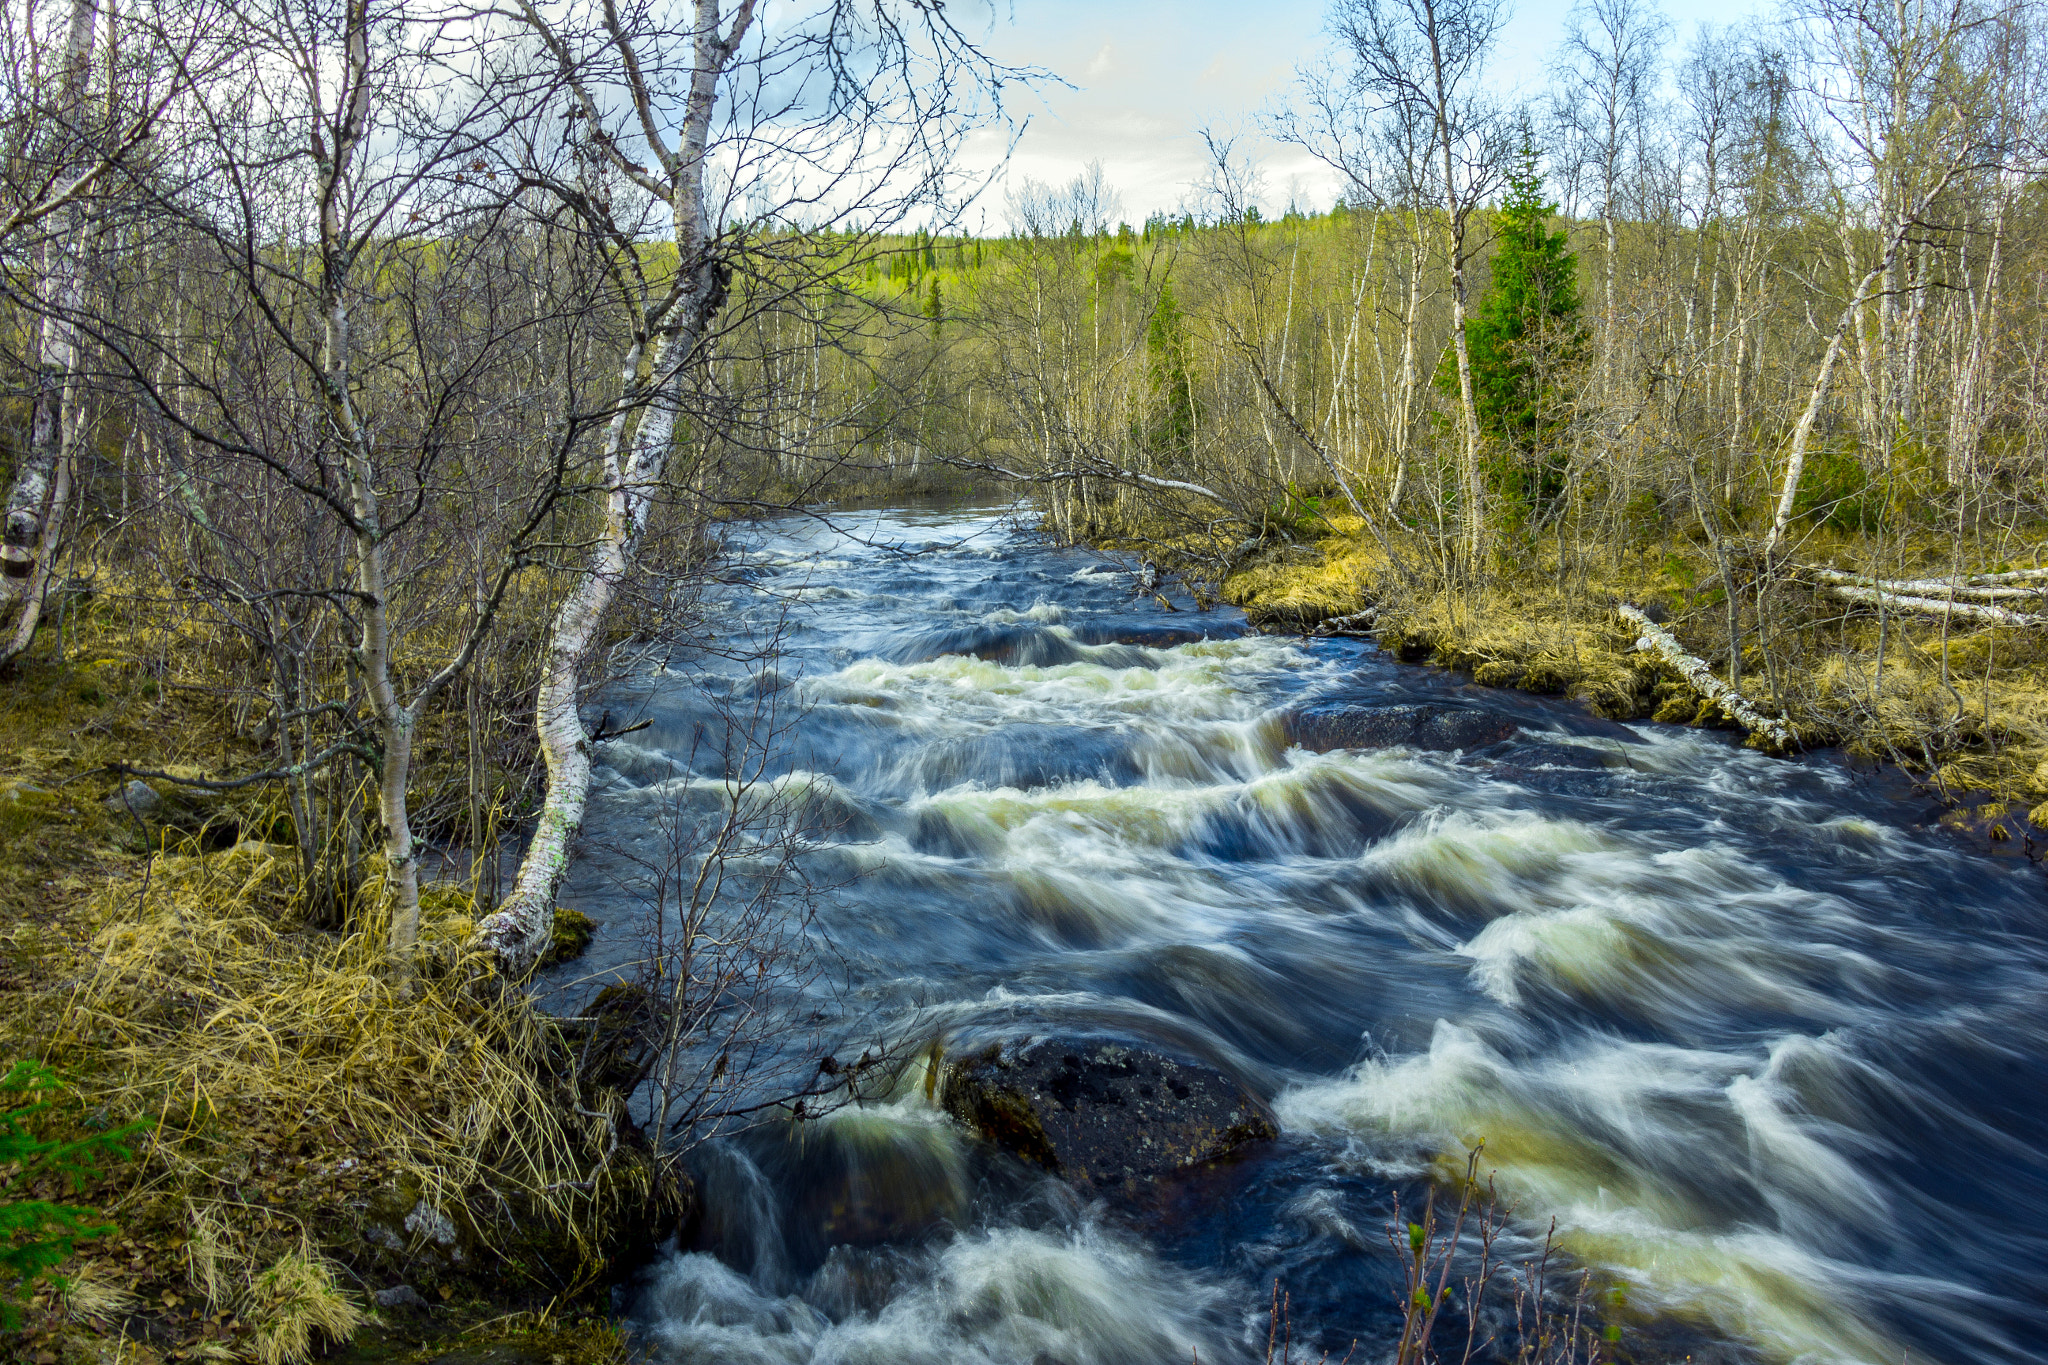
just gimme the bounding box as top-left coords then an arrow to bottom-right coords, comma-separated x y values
0,592 -> 659,1363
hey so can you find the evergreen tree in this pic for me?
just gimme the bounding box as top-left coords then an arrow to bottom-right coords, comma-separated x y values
1454,136 -> 1587,513
1,1061 -> 144,1327
1146,282 -> 1196,459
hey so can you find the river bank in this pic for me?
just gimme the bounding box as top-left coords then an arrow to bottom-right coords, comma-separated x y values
14,503 -> 2048,1364
1218,515 -> 2048,849
0,624 -> 660,1364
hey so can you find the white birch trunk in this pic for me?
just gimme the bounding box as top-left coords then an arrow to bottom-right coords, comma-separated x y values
476,0 -> 754,976
1389,234 -> 1426,514
1820,584 -> 2042,628
1619,605 -> 1796,748
309,0 -> 430,963
0,0 -> 99,650
1947,188 -> 2005,484
1436,130 -> 1483,563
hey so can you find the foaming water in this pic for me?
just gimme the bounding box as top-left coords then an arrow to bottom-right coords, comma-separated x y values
548,505 -> 2048,1365
637,1223 -> 1238,1365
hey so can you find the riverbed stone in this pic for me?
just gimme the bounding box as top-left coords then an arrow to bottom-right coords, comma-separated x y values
938,1038 -> 1275,1196
1282,701 -> 1522,754
104,779 -> 163,819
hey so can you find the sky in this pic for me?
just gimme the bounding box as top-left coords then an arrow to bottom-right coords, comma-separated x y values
952,0 -> 1772,231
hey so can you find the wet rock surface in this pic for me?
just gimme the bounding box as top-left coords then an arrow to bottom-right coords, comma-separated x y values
1283,700 -> 1523,753
938,1037 -> 1276,1196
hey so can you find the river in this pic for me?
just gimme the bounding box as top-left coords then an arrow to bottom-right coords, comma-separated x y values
540,504 -> 2048,1365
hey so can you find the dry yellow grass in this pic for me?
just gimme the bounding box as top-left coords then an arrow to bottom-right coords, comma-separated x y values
1222,520 -> 1654,720
48,842 -> 634,1322
245,1246 -> 364,1365
0,593 -> 649,1363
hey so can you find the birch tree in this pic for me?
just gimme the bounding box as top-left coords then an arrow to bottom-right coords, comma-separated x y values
474,0 -> 1018,974
1329,0 -> 1508,569
1555,0 -> 1672,408
1764,0 -> 2005,554
0,0 -> 104,666
64,0 -> 590,965
0,0 -> 206,666
1282,52 -> 1445,519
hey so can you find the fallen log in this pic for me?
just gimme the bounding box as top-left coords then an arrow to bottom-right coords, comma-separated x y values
1617,604 -> 1796,749
1804,566 -> 2048,604
1818,583 -> 2044,628
1311,608 -> 1378,638
1951,567 -> 2048,586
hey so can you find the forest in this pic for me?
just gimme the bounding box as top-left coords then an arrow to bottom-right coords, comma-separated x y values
2,0 -> 2046,1359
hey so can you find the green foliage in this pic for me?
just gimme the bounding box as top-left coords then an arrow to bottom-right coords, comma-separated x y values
1268,483 -> 1330,537
1622,488 -> 1666,545
1093,246 -> 1134,288
1,1060 -> 147,1329
1792,446 -> 1881,531
1146,282 -> 1197,459
1446,135 -> 1587,514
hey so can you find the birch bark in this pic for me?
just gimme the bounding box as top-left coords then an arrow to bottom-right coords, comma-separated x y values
1422,2 -> 1489,568
0,0 -> 99,660
476,0 -> 755,975
311,0 -> 432,959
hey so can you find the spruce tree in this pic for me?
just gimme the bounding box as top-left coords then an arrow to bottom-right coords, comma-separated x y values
1,1061 -> 144,1327
1460,136 -> 1586,513
1146,282 -> 1196,459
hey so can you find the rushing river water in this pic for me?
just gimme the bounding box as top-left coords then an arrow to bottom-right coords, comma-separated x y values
542,505 -> 2048,1365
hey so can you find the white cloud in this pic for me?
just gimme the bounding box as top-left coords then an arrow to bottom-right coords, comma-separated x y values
952,0 -> 1772,227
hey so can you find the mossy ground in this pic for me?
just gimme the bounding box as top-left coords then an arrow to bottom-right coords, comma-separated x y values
1219,518 -> 2048,831
0,602 -> 652,1364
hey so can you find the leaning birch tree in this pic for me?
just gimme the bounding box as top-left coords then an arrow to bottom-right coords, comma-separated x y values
1763,0 -> 2003,555
0,0 -> 101,662
474,0 -> 1020,974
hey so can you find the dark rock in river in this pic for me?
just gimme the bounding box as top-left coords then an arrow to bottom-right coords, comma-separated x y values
938,1037 -> 1275,1196
1283,700 -> 1522,753
887,622 -> 1160,670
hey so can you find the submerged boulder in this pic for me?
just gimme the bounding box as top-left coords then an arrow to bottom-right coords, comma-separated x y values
937,1038 -> 1275,1196
1283,700 -> 1521,754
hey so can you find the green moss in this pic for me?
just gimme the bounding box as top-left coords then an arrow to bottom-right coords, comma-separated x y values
541,907 -> 597,967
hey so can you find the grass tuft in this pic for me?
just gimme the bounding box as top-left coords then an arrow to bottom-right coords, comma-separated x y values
246,1246 -> 363,1365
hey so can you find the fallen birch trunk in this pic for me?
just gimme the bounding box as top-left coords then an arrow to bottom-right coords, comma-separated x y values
1311,609 -> 1378,638
1956,567 -> 2048,586
1804,566 -> 2048,604
1617,605 -> 1796,750
1818,583 -> 2044,628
